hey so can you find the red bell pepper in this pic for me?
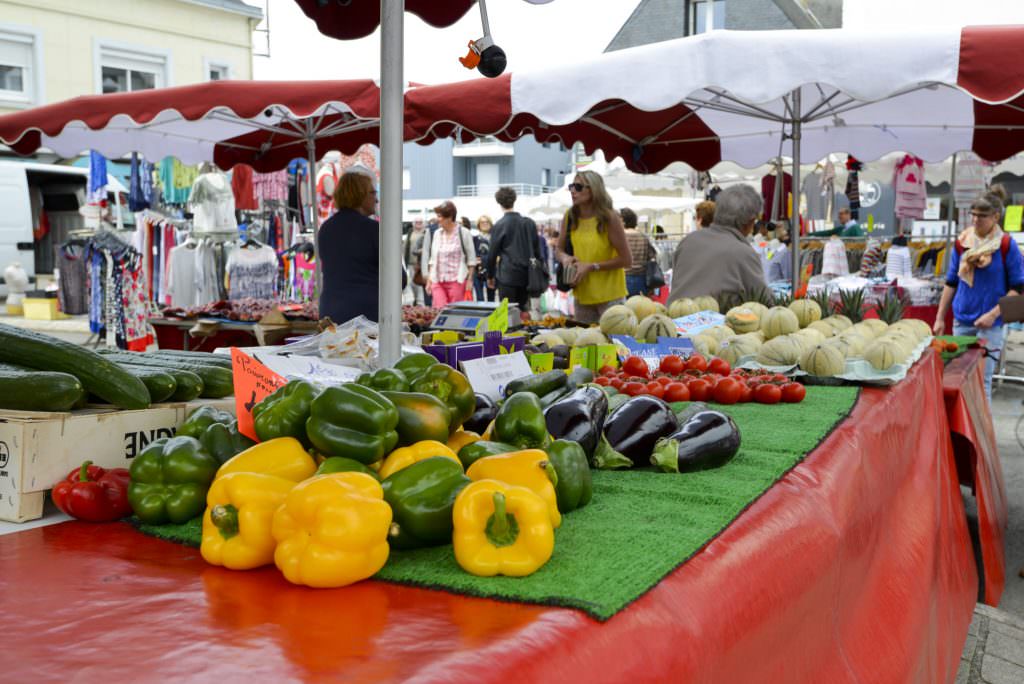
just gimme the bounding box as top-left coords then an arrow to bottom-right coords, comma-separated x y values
51,461 -> 132,522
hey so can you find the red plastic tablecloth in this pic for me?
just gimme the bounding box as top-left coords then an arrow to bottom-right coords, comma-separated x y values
943,349 -> 1007,606
0,353 -> 976,683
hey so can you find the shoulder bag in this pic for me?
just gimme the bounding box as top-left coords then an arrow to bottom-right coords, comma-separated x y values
555,213 -> 576,292
527,219 -> 550,297
645,236 -> 666,290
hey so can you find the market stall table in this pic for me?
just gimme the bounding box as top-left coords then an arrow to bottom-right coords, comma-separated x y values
150,317 -> 260,352
0,352 -> 976,682
943,349 -> 1007,606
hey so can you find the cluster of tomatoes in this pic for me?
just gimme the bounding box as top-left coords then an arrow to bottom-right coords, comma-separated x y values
594,354 -> 807,405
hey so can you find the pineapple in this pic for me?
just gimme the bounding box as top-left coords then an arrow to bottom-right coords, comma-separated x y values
774,291 -> 793,307
874,289 -> 908,325
810,289 -> 834,317
718,290 -> 744,313
836,287 -> 866,323
742,285 -> 776,308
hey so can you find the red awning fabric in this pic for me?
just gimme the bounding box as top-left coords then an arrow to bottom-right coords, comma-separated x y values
0,353 -> 976,681
293,0 -> 477,40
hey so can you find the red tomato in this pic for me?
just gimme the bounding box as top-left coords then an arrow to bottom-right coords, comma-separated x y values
622,356 -> 649,379
685,354 -> 708,372
754,383 -> 782,404
610,378 -> 624,390
595,376 -> 611,386
687,379 -> 711,402
659,354 -> 685,375
645,381 -> 665,399
708,358 -> 731,376
622,382 -> 647,397
656,376 -> 673,386
781,382 -> 806,403
745,378 -> 761,389
712,377 -> 742,404
599,365 -> 618,377
772,374 -> 789,384
664,382 -> 690,402
738,383 -> 753,403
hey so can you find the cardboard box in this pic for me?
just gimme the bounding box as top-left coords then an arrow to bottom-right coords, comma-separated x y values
0,398 -> 234,523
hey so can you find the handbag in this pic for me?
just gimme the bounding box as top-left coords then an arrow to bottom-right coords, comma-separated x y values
527,224 -> 550,297
645,259 -> 666,290
555,217 -> 575,292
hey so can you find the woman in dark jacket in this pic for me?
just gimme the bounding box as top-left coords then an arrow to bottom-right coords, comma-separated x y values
318,171 -> 404,323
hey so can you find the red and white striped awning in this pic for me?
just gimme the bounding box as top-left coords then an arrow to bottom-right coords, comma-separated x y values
406,25 -> 1024,171
0,80 -> 385,171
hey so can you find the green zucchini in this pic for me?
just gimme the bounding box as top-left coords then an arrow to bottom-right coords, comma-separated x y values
0,323 -> 150,409
97,350 -> 233,398
148,350 -> 233,369
566,367 -> 595,388
0,362 -> 85,412
539,384 -> 573,408
115,361 -> 203,402
113,364 -> 177,403
503,369 -> 568,398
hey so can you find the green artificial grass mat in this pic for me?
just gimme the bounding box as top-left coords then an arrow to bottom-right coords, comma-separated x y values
936,335 -> 977,363
132,385 -> 860,621
129,516 -> 201,547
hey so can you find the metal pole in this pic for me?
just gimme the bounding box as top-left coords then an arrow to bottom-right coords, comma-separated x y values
378,0 -> 404,366
790,89 -> 802,294
945,152 -> 957,271
306,130 -> 321,298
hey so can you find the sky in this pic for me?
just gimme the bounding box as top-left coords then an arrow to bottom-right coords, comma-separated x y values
254,0 -> 643,84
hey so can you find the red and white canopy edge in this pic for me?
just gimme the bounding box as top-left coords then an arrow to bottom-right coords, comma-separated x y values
407,25 -> 1024,289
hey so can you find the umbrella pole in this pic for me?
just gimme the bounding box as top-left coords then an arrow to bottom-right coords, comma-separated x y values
306,132 -> 321,299
945,153 -> 957,271
790,89 -> 802,295
378,0 -> 404,366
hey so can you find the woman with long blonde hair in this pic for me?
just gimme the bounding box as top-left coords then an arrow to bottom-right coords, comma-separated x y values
555,170 -> 632,322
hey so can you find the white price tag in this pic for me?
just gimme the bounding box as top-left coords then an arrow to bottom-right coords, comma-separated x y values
250,351 -> 363,385
460,352 -> 533,402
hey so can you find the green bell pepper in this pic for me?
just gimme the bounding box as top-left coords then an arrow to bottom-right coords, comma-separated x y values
305,383 -> 399,464
251,379 -> 319,447
493,392 -> 549,449
409,364 -> 476,430
546,439 -> 592,512
315,456 -> 380,479
457,440 -> 518,469
127,436 -> 220,524
393,353 -> 439,384
380,391 -> 452,447
356,368 -> 411,393
177,405 -> 233,439
381,456 -> 471,549
198,419 -> 256,465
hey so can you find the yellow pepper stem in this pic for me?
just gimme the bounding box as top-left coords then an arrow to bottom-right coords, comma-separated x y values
485,492 -> 519,548
211,504 -> 240,541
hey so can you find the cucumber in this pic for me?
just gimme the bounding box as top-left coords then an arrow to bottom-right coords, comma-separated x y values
97,350 -> 233,398
0,363 -> 85,412
148,350 -> 233,369
504,369 -> 568,398
566,367 -> 595,388
113,364 -> 177,403
115,362 -> 203,402
0,323 -> 150,409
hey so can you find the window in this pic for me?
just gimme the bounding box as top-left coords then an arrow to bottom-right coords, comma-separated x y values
95,42 -> 169,94
403,168 -> 411,191
541,169 -> 551,187
687,0 -> 725,35
0,26 -> 42,107
204,59 -> 231,82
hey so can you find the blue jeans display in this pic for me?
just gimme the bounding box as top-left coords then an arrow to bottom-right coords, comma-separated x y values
952,321 -> 1004,402
626,274 -> 647,297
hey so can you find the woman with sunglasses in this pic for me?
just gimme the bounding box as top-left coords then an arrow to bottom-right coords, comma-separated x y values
934,192 -> 1024,400
555,171 -> 632,323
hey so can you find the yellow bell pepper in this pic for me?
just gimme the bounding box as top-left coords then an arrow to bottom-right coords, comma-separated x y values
465,449 -> 561,528
482,420 -> 495,441
453,479 -> 554,577
378,440 -> 461,479
271,472 -> 392,588
447,429 -> 481,454
200,472 -> 295,570
216,437 -> 317,482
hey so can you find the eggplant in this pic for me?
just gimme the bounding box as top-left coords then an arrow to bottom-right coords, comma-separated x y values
597,395 -> 679,468
463,393 -> 499,434
651,410 -> 741,473
544,385 -> 608,457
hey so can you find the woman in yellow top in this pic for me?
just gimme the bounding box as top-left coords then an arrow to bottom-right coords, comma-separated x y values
556,171 -> 632,323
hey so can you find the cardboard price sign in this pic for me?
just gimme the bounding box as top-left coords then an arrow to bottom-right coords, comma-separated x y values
232,348 -> 287,440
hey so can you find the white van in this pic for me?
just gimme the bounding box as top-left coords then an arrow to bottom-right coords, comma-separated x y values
0,160 -> 129,293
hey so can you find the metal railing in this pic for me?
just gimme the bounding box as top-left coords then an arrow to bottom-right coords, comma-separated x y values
456,183 -> 558,197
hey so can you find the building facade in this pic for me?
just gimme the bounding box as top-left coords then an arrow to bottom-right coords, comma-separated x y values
0,0 -> 262,115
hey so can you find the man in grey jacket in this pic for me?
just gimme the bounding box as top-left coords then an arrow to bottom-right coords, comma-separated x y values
668,185 -> 767,303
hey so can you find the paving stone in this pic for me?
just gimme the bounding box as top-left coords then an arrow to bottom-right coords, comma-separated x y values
985,630 -> 1024,666
981,654 -> 1024,684
988,620 -> 1024,645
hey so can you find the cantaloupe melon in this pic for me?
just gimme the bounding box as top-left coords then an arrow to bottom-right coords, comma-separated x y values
793,328 -> 827,347
800,343 -> 846,377
705,325 -> 737,343
718,336 -> 762,366
553,328 -> 579,345
823,315 -> 853,332
761,306 -> 800,340
726,306 -> 761,334
889,319 -> 930,341
736,330 -> 766,344
693,333 -> 719,356
668,297 -> 699,318
865,339 -> 907,371
741,301 -> 769,319
599,305 -> 638,336
694,295 -> 720,313
789,299 -> 822,328
831,331 -> 868,357
531,332 -> 566,347
756,335 -> 803,367
858,318 -> 889,337
807,320 -> 837,338
636,314 -> 678,342
626,295 -> 662,322
573,329 -> 608,346
850,321 -> 880,341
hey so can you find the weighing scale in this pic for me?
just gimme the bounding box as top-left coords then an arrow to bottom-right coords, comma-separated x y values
429,301 -> 523,333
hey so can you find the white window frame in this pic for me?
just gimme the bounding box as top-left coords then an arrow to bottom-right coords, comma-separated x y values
203,58 -> 232,82
93,39 -> 172,94
0,24 -> 44,109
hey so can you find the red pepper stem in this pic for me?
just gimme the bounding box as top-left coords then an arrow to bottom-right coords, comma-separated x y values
79,461 -> 94,482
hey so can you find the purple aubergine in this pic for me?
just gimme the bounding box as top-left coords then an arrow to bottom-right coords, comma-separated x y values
601,395 -> 679,467
463,393 -> 499,435
543,385 -> 608,457
651,410 -> 741,473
